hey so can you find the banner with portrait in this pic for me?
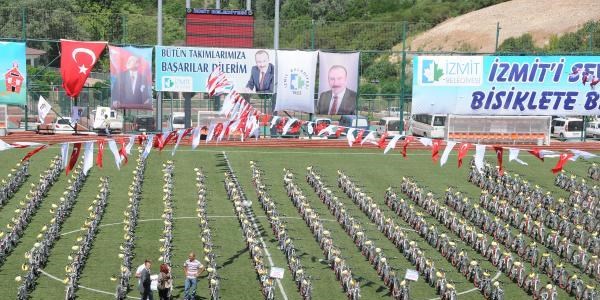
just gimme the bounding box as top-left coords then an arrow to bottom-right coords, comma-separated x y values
0,42 -> 26,105
155,46 -> 275,93
316,52 -> 359,115
274,50 -> 318,113
109,46 -> 153,110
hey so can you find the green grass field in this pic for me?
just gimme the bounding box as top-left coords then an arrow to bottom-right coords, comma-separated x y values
0,145 -> 593,299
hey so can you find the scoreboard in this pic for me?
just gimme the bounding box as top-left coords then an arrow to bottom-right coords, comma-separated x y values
185,8 -> 254,48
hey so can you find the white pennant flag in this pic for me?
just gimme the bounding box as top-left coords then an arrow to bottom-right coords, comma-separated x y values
384,135 -> 402,154
419,137 -> 432,147
440,141 -> 457,166
361,131 -> 378,145
0,139 -> 13,151
191,126 -> 201,149
108,140 -> 122,169
125,136 -> 135,155
142,134 -> 154,159
281,118 -> 297,136
346,128 -> 356,147
37,96 -> 51,124
306,122 -> 314,135
474,144 -> 486,173
270,116 -> 280,129
219,93 -> 236,116
205,122 -> 216,143
569,149 -> 597,161
172,129 -> 186,156
217,121 -> 231,142
83,141 -> 94,175
508,148 -> 528,165
61,143 -> 69,170
318,124 -> 336,136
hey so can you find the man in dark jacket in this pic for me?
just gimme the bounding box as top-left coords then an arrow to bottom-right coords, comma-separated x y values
139,259 -> 153,300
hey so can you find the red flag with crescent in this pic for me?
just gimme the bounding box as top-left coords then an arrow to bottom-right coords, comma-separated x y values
431,139 -> 442,162
402,136 -> 415,158
60,39 -> 107,98
493,146 -> 504,175
457,143 -> 471,168
377,132 -> 388,149
66,143 -> 82,175
21,144 -> 48,162
552,153 -> 574,174
96,139 -> 105,168
354,129 -> 365,145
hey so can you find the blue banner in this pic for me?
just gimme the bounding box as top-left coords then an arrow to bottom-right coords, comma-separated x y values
0,42 -> 26,105
412,55 -> 600,115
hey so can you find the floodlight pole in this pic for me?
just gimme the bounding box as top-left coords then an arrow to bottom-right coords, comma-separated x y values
399,21 -> 407,133
183,0 -> 192,128
495,22 -> 501,53
157,0 -> 163,131
216,0 -> 221,9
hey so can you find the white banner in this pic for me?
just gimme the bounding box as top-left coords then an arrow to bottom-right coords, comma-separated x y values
37,96 -> 51,124
275,50 -> 318,113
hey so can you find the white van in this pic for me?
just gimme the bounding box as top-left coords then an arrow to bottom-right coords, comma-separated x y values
171,112 -> 185,130
91,107 -> 123,134
375,117 -> 402,137
551,117 -> 583,140
410,114 -> 446,138
586,121 -> 600,138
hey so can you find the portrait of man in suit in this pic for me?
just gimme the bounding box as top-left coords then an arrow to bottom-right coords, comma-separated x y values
316,65 -> 357,115
112,55 -> 152,109
245,50 -> 274,93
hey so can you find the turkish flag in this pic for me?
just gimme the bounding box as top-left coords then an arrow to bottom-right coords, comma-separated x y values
402,136 -> 415,158
528,148 -> 545,161
457,143 -> 471,168
96,139 -> 105,168
552,153 -> 574,174
118,138 -> 128,165
377,132 -> 389,149
354,129 -> 365,145
335,126 -> 345,138
160,131 -> 178,151
21,144 -> 48,162
66,143 -> 82,175
494,146 -> 504,175
60,39 -> 107,98
431,139 -> 442,162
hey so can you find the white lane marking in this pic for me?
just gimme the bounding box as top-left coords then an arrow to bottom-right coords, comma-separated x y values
39,269 -> 140,299
223,151 -> 289,300
58,216 -> 416,237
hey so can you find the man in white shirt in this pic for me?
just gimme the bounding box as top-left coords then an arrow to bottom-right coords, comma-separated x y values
183,252 -> 205,300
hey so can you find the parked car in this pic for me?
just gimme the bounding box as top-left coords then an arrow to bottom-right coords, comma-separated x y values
53,117 -> 75,134
375,117 -> 401,138
586,121 -> 600,138
134,116 -> 156,132
338,115 -> 369,131
551,117 -> 583,140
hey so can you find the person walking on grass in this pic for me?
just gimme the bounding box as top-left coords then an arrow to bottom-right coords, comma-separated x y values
183,252 -> 205,300
158,263 -> 172,300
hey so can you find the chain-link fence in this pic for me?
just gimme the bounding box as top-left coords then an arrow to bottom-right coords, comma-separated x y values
1,7 -> 598,135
